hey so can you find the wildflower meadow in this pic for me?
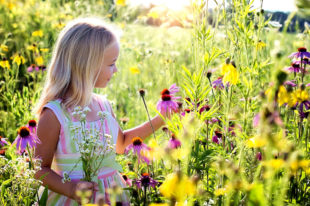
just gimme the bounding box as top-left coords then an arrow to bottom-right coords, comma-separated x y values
0,0 -> 310,205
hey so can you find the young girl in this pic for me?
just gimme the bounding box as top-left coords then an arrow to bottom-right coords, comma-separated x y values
34,18 -> 166,205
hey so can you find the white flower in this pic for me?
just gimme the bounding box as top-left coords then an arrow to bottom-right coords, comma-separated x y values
80,113 -> 86,120
104,134 -> 112,139
98,111 -> 109,119
83,106 -> 91,113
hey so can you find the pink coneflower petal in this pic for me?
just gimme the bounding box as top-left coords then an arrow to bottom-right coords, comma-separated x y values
168,134 -> 181,149
168,83 -> 180,95
253,113 -> 260,128
284,80 -> 297,87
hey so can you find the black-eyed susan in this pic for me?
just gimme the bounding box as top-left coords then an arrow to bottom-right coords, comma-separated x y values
35,56 -> 44,65
256,40 -> 266,50
32,30 -> 43,37
159,172 -> 196,203
12,54 -> 26,66
0,58 -> 10,69
222,62 -> 239,85
0,44 -> 8,52
27,44 -> 39,54
277,85 -> 290,106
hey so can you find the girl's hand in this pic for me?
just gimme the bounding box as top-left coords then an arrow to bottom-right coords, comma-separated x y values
70,180 -> 99,204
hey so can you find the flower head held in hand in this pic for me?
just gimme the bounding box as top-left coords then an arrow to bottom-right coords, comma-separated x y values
13,126 -> 41,154
125,137 -> 151,164
157,84 -> 181,114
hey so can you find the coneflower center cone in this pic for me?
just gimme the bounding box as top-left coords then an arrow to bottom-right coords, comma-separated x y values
19,127 -> 30,137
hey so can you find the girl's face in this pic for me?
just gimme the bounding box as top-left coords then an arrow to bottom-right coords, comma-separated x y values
95,41 -> 119,88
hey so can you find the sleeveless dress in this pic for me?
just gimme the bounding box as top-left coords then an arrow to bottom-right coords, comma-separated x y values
42,94 -> 130,206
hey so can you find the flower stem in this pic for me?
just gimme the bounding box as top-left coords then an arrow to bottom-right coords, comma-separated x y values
140,94 -> 156,139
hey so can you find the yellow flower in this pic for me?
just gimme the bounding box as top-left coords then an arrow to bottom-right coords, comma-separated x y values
40,48 -> 49,53
7,2 -> 16,10
222,63 -> 239,85
0,59 -> 10,69
35,56 -> 44,65
291,89 -> 309,104
148,11 -> 159,19
256,40 -> 266,50
264,159 -> 285,169
159,173 -> 196,202
290,160 -> 299,171
299,160 -> 310,171
129,66 -> 140,74
116,0 -> 126,6
277,86 -> 290,106
27,44 -> 39,53
0,44 -> 8,52
214,188 -> 227,196
12,54 -> 26,66
32,30 -> 43,37
53,22 -> 66,30
105,13 -> 112,18
246,136 -> 267,148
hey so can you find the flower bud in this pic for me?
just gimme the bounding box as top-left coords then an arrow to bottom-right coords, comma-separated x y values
139,89 -> 145,97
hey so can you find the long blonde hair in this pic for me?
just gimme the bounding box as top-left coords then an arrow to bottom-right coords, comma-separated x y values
34,17 -> 117,117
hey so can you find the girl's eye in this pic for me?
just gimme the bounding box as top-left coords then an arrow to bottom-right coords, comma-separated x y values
109,64 -> 115,67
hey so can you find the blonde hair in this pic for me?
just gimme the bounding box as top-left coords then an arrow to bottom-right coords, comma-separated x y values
34,17 -> 117,117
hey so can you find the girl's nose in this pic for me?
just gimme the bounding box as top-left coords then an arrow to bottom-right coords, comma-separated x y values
113,66 -> 118,73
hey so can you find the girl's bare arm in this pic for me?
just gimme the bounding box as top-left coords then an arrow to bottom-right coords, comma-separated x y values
34,109 -> 76,199
116,114 -> 165,154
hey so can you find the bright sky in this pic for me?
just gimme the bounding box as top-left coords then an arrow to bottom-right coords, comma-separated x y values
129,0 -> 297,12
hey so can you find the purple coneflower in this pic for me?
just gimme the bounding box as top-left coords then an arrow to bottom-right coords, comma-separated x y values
212,131 -> 222,144
27,119 -> 37,134
13,126 -> 41,154
199,105 -> 211,114
256,152 -> 262,161
284,80 -> 297,87
168,83 -> 180,95
292,58 -> 310,65
288,47 -> 310,59
0,136 -> 8,147
168,134 -> 181,149
285,63 -> 301,73
27,64 -> 39,72
156,86 -> 180,114
181,108 -> 191,116
135,173 -> 157,189
125,137 -> 150,164
122,174 -> 132,187
212,77 -> 228,90
253,113 -> 260,128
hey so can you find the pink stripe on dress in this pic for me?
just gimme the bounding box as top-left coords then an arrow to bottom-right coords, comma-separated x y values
59,127 -> 68,154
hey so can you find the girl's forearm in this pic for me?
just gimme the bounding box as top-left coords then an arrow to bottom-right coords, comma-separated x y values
35,167 -> 75,199
123,115 -> 165,143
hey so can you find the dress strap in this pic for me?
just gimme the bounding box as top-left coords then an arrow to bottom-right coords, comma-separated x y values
96,95 -> 112,114
43,100 -> 69,126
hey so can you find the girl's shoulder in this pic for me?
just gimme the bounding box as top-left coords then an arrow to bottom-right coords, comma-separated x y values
42,98 -> 68,126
